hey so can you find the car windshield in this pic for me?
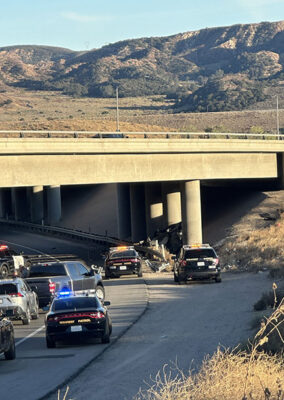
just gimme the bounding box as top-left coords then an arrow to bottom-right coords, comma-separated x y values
184,249 -> 216,259
0,284 -> 18,295
52,297 -> 100,311
29,263 -> 67,277
110,250 -> 136,259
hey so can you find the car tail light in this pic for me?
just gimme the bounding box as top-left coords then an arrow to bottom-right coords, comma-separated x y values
49,282 -> 56,294
129,258 -> 138,263
10,292 -> 24,297
89,312 -> 105,319
47,316 -> 58,322
213,258 -> 219,266
181,260 -> 187,267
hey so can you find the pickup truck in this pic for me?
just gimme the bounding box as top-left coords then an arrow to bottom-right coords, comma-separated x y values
25,261 -> 105,308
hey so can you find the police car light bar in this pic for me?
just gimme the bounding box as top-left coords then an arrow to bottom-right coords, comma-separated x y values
109,246 -> 134,252
183,243 -> 210,249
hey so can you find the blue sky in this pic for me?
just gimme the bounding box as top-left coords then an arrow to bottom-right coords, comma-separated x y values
0,0 -> 283,51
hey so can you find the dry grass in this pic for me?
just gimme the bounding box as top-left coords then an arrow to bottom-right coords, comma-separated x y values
218,212 -> 284,276
135,350 -> 284,400
0,88 -> 283,133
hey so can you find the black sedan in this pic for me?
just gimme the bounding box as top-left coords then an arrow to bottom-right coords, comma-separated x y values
45,295 -> 112,348
0,313 -> 16,360
104,246 -> 143,279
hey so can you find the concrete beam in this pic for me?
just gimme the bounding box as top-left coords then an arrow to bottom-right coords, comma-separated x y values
145,183 -> 163,237
30,186 -> 44,224
46,185 -> 61,224
181,180 -> 202,245
11,188 -> 29,221
117,183 -> 131,240
162,182 -> 181,227
0,153 -> 277,187
130,184 -> 147,242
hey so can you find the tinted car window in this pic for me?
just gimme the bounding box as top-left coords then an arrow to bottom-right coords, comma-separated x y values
52,297 -> 100,311
0,284 -> 18,295
110,250 -> 137,259
29,264 -> 67,277
184,249 -> 216,259
76,263 -> 88,275
66,263 -> 80,279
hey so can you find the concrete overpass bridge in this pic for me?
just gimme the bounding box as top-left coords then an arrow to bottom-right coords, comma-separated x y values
1,131 -> 283,245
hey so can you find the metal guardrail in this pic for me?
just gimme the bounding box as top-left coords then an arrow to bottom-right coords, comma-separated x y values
0,219 -> 124,246
0,219 -> 166,263
0,130 -> 282,140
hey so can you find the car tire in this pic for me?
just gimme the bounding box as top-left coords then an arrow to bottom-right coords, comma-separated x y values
137,268 -> 143,278
4,338 -> 16,360
101,322 -> 110,344
96,285 -> 105,303
31,303 -> 39,320
0,264 -> 10,279
46,335 -> 56,348
22,309 -> 31,325
215,275 -> 222,283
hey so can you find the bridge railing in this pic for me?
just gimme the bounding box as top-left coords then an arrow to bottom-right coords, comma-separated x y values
0,130 -> 282,140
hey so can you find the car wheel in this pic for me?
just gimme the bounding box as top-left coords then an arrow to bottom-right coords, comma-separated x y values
215,275 -> 222,283
0,264 -> 10,279
46,335 -> 56,348
22,309 -> 31,325
137,268 -> 143,278
4,338 -> 16,360
101,322 -> 110,344
96,285 -> 105,302
31,303 -> 39,320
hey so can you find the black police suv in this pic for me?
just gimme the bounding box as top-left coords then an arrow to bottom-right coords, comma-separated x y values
0,313 -> 16,360
45,295 -> 112,348
173,244 -> 221,283
104,246 -> 143,279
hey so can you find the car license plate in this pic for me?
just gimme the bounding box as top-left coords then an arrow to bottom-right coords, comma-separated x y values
71,325 -> 82,332
120,266 -> 127,270
209,265 -> 216,269
197,262 -> 205,266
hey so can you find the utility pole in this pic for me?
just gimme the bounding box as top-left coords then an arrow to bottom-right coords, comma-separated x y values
276,95 -> 280,138
116,87 -> 120,132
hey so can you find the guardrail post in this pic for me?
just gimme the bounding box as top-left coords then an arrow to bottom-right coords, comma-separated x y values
47,132 -> 51,138
19,132 -> 24,138
74,132 -> 78,138
144,133 -> 147,138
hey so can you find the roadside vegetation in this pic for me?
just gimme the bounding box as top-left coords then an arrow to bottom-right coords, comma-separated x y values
135,210 -> 284,400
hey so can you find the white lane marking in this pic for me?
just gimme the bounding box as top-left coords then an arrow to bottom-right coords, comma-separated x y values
0,238 -> 62,261
15,325 -> 45,347
0,239 -> 58,347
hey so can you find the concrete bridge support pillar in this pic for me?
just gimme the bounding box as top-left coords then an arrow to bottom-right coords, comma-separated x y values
47,185 -> 61,224
11,188 -> 29,221
130,183 -> 147,242
117,183 -> 131,240
181,180 -> 202,245
161,182 -> 182,228
145,183 -> 163,237
0,189 -> 6,218
30,186 -> 44,224
277,153 -> 284,189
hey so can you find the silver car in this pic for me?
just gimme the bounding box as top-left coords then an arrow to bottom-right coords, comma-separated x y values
0,278 -> 39,325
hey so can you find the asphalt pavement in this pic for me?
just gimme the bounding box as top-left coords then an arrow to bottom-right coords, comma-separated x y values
0,227 -> 273,400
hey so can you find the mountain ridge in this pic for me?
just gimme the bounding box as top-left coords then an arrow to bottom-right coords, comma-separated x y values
0,20 -> 283,111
